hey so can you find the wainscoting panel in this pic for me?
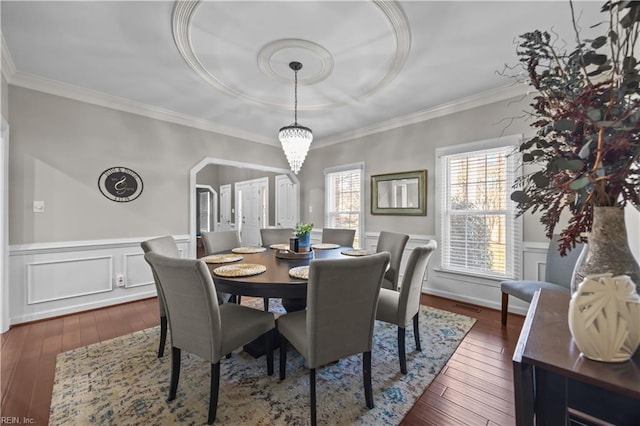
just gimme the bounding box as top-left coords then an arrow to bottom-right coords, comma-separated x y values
8,235 -> 190,325
27,256 -> 113,304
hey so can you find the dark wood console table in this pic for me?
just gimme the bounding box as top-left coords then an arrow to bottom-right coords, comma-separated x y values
513,289 -> 640,425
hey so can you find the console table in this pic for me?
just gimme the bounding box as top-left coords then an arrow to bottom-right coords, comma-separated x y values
513,289 -> 640,425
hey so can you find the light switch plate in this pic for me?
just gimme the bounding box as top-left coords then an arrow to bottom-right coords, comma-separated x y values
33,201 -> 45,213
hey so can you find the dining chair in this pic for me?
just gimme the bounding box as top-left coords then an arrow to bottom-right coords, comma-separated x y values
277,251 -> 390,426
500,235 -> 585,325
376,231 -> 410,291
376,241 -> 437,374
140,236 -> 180,358
144,252 -> 275,425
201,230 -> 242,305
260,228 -> 294,247
321,228 -> 356,247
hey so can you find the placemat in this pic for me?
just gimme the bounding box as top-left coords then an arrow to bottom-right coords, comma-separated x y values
288,265 -> 309,280
341,249 -> 372,256
201,254 -> 243,264
231,246 -> 267,254
269,243 -> 289,250
213,263 -> 266,277
311,243 -> 340,250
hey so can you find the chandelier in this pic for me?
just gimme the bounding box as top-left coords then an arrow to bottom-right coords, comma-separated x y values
278,61 -> 313,175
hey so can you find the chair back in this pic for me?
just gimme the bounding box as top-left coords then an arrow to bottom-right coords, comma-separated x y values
144,252 -> 222,362
141,236 -> 180,317
376,231 -> 410,290
321,228 -> 356,246
306,251 -> 390,367
545,236 -> 585,288
260,228 -> 294,246
201,230 -> 241,254
397,241 -> 438,326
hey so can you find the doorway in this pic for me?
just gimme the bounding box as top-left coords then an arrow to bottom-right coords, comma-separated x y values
235,177 -> 268,246
189,158 -> 299,258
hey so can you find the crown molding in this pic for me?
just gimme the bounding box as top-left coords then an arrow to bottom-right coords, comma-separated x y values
9,71 -> 276,146
1,34 -> 16,82
312,83 -> 530,149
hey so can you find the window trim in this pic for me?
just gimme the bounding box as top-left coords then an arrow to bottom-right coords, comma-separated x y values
324,162 -> 365,247
435,135 -> 522,280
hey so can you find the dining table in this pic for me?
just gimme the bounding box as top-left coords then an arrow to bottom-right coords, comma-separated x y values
205,244 -> 367,311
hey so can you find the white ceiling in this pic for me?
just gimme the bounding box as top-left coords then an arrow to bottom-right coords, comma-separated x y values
1,1 -> 604,148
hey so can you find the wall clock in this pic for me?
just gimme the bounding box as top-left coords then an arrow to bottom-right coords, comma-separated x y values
98,167 -> 143,202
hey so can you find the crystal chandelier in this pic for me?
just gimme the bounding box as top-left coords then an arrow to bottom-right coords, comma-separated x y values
278,61 -> 313,175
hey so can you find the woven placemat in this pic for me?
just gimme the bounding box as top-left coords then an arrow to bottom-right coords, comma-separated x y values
201,254 -> 243,264
288,266 -> 309,280
341,249 -> 372,256
311,243 -> 340,250
231,246 -> 267,254
269,243 -> 289,250
213,263 -> 266,277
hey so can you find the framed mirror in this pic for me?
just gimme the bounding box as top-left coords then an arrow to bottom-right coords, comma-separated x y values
371,170 -> 427,215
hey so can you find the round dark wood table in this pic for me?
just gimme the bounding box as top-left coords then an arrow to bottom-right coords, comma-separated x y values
207,246 -> 352,301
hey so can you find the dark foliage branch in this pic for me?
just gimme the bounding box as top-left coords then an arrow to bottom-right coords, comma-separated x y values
510,0 -> 640,254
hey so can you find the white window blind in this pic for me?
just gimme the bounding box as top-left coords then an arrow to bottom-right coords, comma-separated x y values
325,163 -> 364,248
437,137 -> 521,279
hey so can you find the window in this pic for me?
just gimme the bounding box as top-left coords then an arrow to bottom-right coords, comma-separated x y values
437,136 -> 521,279
325,163 -> 364,248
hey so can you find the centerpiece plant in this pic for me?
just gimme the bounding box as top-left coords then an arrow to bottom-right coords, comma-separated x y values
510,0 -> 640,287
295,223 -> 314,248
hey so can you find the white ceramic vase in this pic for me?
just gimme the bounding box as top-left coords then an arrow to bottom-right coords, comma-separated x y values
568,273 -> 640,363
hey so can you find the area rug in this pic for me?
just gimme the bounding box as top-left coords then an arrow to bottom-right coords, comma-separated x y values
50,302 -> 475,425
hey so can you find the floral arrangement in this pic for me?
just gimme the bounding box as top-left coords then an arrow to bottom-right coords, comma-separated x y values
510,1 -> 640,253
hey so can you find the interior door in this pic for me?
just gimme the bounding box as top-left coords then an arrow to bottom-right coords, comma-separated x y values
236,178 -> 268,245
196,185 -> 217,233
275,174 -> 298,228
219,184 -> 232,231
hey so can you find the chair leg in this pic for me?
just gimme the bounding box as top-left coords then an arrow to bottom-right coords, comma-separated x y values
263,297 -> 270,311
413,313 -> 421,352
208,362 -> 220,424
501,292 -> 509,326
310,368 -> 317,426
265,330 -> 274,376
158,315 -> 167,358
237,295 -> 242,305
398,327 -> 407,374
168,347 -> 181,401
279,334 -> 287,380
363,351 -> 374,409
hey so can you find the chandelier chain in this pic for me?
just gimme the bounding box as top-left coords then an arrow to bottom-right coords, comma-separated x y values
294,68 -> 298,125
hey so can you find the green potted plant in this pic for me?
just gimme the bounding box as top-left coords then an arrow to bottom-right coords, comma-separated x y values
294,223 -> 314,250
509,0 -> 640,289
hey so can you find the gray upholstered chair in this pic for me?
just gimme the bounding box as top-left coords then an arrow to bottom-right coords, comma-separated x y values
500,236 -> 585,325
144,252 -> 275,425
260,228 -> 294,247
140,236 -> 180,358
201,230 -> 241,254
376,241 -> 437,374
277,252 -> 390,426
376,231 -> 410,291
200,230 -> 242,305
321,228 -> 356,246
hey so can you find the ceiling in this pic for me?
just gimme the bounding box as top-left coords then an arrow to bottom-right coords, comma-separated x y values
1,1 -> 604,148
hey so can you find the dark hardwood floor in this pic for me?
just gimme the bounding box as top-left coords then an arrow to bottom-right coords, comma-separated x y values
1,294 -> 525,425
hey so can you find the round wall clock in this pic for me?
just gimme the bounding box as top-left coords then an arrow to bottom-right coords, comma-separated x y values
98,167 -> 143,202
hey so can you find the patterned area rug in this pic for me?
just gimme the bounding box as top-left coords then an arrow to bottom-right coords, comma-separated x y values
50,302 -> 475,425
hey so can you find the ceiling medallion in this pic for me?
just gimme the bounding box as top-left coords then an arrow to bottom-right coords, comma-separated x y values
171,0 -> 411,110
279,61 -> 313,175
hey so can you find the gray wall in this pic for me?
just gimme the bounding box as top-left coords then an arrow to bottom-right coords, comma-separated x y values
8,86 -> 288,244
299,96 -> 547,243
1,74 -> 7,120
